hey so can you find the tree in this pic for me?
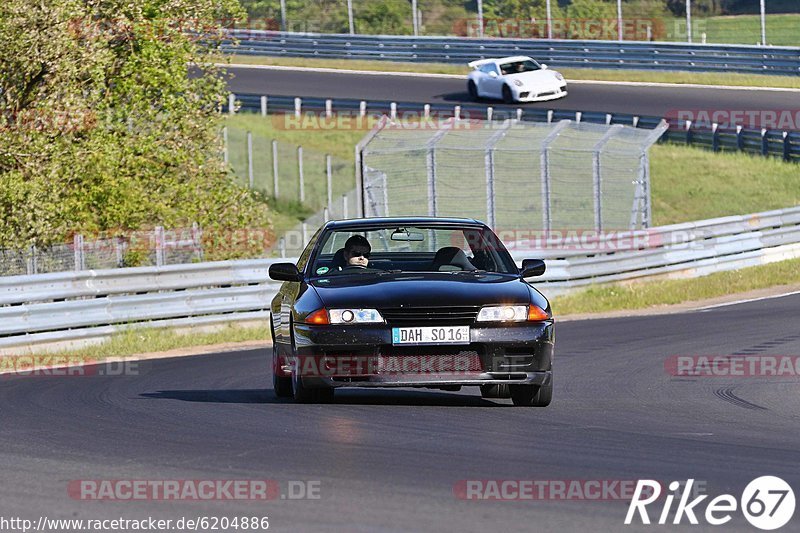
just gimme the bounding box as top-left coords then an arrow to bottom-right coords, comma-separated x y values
0,0 -> 271,257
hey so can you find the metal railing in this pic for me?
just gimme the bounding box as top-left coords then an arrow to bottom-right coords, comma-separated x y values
225,30 -> 800,76
3,206 -> 800,351
229,93 -> 800,162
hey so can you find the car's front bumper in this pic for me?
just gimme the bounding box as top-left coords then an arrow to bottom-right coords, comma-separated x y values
290,321 -> 554,389
515,85 -> 568,102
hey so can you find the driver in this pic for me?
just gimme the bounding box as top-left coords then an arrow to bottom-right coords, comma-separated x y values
342,235 -> 371,269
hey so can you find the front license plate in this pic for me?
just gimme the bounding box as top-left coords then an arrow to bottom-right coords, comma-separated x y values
391,326 -> 470,345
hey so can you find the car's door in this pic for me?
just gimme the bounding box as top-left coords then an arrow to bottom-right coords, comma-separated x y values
477,63 -> 503,98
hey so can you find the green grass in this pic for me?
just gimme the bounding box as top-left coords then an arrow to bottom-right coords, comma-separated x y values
551,257 -> 800,315
650,143 -> 800,226
667,14 -> 800,46
225,113 -> 364,235
227,54 -> 800,89
44,322 -> 269,364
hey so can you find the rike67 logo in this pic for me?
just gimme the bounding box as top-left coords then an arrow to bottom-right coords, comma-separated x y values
626,477 -> 795,530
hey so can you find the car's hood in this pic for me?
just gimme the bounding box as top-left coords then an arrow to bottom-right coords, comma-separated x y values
310,272 -> 533,309
504,70 -> 561,86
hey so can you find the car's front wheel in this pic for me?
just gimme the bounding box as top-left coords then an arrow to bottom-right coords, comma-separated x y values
468,80 -> 478,100
510,379 -> 552,407
502,85 -> 515,104
271,322 -> 292,398
292,365 -> 335,403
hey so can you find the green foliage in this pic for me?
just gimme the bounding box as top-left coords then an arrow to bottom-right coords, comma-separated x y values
0,0 -> 272,255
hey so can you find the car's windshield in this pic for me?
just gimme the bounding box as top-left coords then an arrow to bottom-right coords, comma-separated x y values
499,59 -> 540,75
310,225 -> 517,277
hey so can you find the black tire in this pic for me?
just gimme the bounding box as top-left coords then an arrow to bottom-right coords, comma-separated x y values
468,80 -> 478,100
292,365 -> 335,403
480,384 -> 510,399
292,365 -> 315,403
502,85 -> 515,105
271,321 -> 293,398
510,380 -> 553,407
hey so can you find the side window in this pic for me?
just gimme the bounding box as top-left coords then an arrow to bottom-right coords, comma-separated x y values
296,228 -> 322,274
479,63 -> 498,76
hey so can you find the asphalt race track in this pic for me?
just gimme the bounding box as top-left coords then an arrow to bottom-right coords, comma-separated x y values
2,292 -> 800,531
226,66 -> 800,118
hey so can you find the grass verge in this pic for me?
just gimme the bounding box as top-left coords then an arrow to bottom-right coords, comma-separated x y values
42,322 -> 269,364
551,257 -> 800,315
227,54 -> 800,89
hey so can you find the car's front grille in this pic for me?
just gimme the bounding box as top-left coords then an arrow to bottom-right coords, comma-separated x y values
377,347 -> 484,372
380,306 -> 480,326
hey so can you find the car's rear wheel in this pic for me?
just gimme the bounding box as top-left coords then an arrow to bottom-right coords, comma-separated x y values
480,384 -> 510,399
502,85 -> 514,104
468,80 -> 478,100
510,379 -> 552,407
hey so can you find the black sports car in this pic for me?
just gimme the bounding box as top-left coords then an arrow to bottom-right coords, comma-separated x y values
268,217 -> 554,406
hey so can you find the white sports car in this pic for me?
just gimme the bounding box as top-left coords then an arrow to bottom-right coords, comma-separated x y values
467,56 -> 568,104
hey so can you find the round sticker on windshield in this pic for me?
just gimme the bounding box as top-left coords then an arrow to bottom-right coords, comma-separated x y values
316,266 -> 330,275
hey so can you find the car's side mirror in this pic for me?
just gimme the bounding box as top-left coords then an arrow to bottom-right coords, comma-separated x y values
488,71 -> 498,78
269,262 -> 302,282
520,259 -> 546,278
541,64 -> 548,70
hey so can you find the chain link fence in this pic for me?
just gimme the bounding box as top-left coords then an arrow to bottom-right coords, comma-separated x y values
0,226 -> 203,277
360,118 -> 667,234
234,1 -> 798,45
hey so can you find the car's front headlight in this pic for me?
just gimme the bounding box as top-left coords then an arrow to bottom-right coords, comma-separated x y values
477,305 -> 528,322
477,305 -> 550,322
513,79 -> 524,87
329,308 -> 384,324
554,72 -> 564,81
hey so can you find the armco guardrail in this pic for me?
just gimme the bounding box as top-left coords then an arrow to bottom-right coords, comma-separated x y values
3,206 -> 800,352
231,93 -> 800,162
0,260 -> 281,352
514,206 -> 800,295
225,30 -> 800,76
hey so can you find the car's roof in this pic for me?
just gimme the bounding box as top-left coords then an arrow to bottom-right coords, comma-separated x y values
323,216 -> 486,230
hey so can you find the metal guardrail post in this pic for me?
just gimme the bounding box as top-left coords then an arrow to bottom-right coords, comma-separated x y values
784,132 -> 791,161
540,120 -> 570,233
711,123 -> 720,152
484,120 -> 514,230
247,132 -> 254,188
261,96 -> 268,117
228,94 -> 235,115
272,140 -> 279,198
155,226 -> 165,267
73,234 -> 85,271
294,97 -> 301,118
326,155 -> 333,211
426,125 -> 452,217
298,146 -> 305,203
736,125 -> 744,151
761,129 -> 769,156
222,126 -> 228,165
591,125 -> 625,232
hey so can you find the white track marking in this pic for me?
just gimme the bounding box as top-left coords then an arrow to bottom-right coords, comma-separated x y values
698,290 -> 800,311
